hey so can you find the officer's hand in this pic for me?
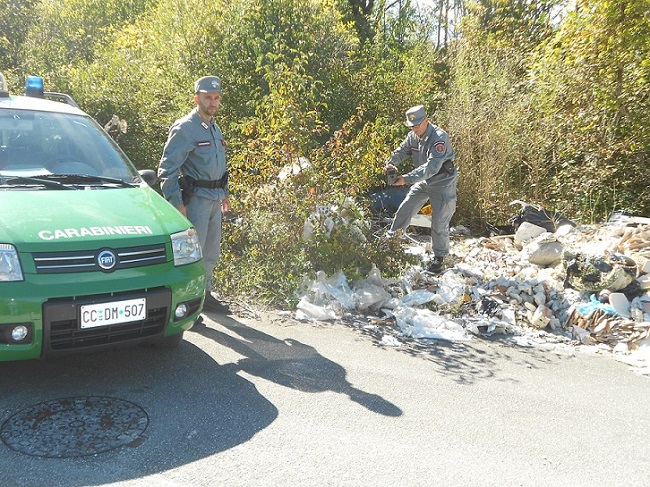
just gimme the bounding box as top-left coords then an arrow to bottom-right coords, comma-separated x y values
393,175 -> 406,186
221,197 -> 231,213
382,164 -> 397,175
176,204 -> 187,217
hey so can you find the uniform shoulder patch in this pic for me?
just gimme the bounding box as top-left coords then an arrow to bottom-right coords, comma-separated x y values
433,141 -> 446,154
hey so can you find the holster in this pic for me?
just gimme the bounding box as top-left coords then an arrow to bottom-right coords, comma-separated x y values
439,159 -> 455,176
178,172 -> 228,206
178,175 -> 195,206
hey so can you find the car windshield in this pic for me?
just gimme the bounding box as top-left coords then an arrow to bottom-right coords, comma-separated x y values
0,108 -> 141,182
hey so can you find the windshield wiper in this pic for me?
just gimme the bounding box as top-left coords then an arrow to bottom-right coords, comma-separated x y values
48,174 -> 138,188
2,173 -> 139,189
3,175 -> 77,190
2,173 -> 138,188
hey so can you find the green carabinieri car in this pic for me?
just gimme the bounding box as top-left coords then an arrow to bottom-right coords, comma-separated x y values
0,74 -> 206,361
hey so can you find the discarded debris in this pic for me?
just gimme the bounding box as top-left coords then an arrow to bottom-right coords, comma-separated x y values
296,201 -> 650,373
509,200 -> 576,233
302,198 -> 368,241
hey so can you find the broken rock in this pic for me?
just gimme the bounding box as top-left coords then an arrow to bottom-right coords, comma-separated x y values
514,222 -> 546,248
522,234 -> 564,267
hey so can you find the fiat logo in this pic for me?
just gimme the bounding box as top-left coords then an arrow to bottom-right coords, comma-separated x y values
97,249 -> 117,271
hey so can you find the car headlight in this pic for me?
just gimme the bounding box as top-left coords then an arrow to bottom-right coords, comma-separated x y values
170,229 -> 202,266
0,244 -> 24,281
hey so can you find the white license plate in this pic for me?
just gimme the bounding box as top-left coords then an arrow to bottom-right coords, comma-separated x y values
80,298 -> 147,329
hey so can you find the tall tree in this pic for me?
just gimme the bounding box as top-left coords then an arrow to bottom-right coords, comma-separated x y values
0,0 -> 39,80
530,0 -> 650,218
347,0 -> 376,43
21,0 -> 155,88
443,0 -> 561,225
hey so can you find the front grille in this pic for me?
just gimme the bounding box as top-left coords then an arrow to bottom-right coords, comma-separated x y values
33,244 -> 167,274
42,288 -> 171,354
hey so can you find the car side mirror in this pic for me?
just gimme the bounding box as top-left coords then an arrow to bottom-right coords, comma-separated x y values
139,169 -> 157,186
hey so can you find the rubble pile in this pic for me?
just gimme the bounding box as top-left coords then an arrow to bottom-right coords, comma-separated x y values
612,224 -> 650,264
295,205 -> 650,374
565,306 -> 648,346
452,222 -> 650,347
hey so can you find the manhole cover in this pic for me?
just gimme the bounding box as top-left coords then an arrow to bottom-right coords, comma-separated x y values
1,396 -> 148,458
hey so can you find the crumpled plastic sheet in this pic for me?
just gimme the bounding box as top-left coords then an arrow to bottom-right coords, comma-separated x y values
296,296 -> 338,321
295,270 -> 355,321
353,283 -> 391,311
393,306 -> 472,342
302,198 -> 368,242
380,335 -> 403,347
399,289 -> 437,307
296,267 -> 471,346
436,271 -> 468,303
576,294 -> 618,318
310,271 -> 355,306
294,268 -> 474,341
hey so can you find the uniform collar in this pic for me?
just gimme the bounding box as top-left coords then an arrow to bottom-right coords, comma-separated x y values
192,108 -> 214,130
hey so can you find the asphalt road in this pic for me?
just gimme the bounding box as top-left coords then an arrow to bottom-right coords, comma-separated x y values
1,310 -> 649,487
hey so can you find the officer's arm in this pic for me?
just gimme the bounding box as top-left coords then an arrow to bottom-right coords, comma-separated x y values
158,125 -> 192,208
404,134 -> 453,183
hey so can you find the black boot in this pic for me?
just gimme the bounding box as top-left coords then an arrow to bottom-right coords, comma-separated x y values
203,292 -> 230,313
428,255 -> 445,274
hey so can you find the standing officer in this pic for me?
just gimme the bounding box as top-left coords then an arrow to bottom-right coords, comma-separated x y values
383,105 -> 457,273
158,76 -> 231,313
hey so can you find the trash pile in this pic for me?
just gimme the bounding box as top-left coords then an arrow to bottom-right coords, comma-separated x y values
295,202 -> 650,375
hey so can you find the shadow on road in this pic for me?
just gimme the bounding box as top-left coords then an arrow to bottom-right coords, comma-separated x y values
354,320 -> 573,386
193,314 -> 402,417
0,339 -> 277,487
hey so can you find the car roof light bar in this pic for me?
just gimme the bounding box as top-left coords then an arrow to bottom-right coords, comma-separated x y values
25,76 -> 45,98
23,75 -> 79,108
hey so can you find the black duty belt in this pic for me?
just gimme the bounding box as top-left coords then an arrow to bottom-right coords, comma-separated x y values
191,172 -> 228,189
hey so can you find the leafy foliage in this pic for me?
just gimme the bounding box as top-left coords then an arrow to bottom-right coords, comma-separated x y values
0,0 -> 40,81
444,0 -> 560,229
20,0 -> 155,89
4,0 -> 648,305
529,0 -> 650,220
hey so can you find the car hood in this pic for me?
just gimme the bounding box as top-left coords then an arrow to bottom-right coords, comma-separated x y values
0,186 -> 190,251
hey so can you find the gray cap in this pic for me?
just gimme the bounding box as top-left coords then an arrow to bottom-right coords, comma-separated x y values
405,105 -> 426,127
194,76 -> 222,93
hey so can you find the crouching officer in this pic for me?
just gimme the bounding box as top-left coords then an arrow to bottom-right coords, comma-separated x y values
158,76 -> 231,313
382,105 -> 457,273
